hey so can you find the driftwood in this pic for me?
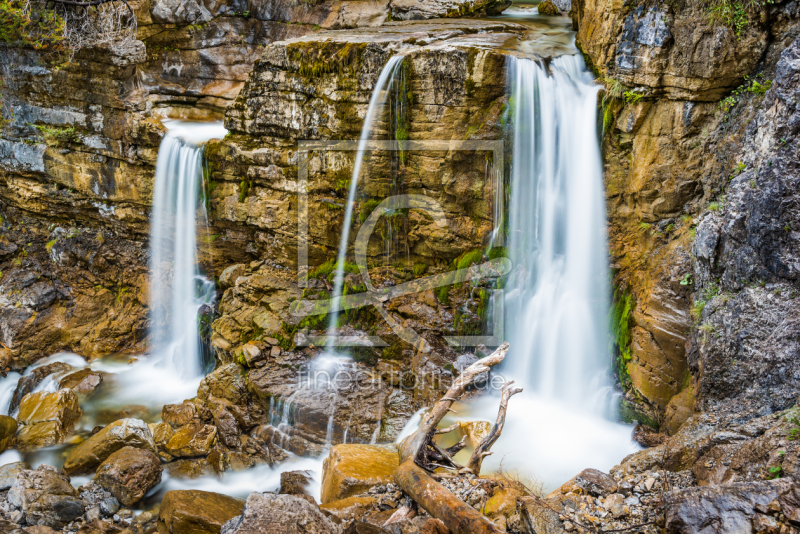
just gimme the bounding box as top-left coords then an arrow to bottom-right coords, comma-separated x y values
393,342 -> 519,534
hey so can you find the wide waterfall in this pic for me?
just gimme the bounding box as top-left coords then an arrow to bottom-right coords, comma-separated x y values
148,120 -> 224,379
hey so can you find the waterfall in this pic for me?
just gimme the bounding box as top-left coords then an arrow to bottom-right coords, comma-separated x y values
447,55 -> 638,490
503,55 -> 612,410
325,55 -> 405,344
148,120 -> 225,379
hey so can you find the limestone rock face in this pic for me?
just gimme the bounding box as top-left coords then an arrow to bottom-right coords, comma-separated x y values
7,465 -> 84,529
64,418 -> 157,476
157,490 -> 245,534
15,389 -> 82,450
94,446 -> 163,506
321,444 -> 399,504
221,493 -> 338,534
572,0 -> 768,100
665,479 -> 794,533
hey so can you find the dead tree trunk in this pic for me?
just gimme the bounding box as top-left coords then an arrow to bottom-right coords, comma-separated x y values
393,342 -> 519,534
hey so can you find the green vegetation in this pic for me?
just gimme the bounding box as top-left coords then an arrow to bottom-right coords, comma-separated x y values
412,263 -> 427,277
359,198 -> 381,223
785,406 -> 800,440
610,288 -> 633,389
238,179 -> 252,203
623,90 -> 644,104
34,124 -> 79,146
454,248 -> 484,271
0,0 -> 66,50
692,281 -> 721,323
706,0 -> 773,36
719,73 -> 773,117
45,239 -> 57,252
679,273 -> 693,286
307,258 -> 359,282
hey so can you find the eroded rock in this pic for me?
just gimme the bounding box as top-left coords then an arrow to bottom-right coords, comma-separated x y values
15,389 -> 82,450
221,493 -> 338,534
94,446 -> 162,506
7,465 -> 83,529
158,490 -> 245,534
64,418 -> 157,476
321,444 -> 399,505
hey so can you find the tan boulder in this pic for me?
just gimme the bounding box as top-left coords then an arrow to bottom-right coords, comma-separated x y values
165,423 -> 217,458
94,446 -> 163,506
157,490 -> 244,534
459,421 -> 491,448
220,493 -> 337,534
319,496 -> 377,521
0,415 -> 17,453
58,369 -> 103,395
64,418 -> 157,476
16,389 -> 82,450
161,403 -> 198,428
320,444 -> 399,505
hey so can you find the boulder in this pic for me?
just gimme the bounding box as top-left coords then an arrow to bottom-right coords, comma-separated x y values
221,493 -> 338,534
58,369 -> 103,395
280,471 -> 312,496
64,418 -> 157,476
574,468 -> 616,496
7,465 -> 84,529
663,387 -> 695,436
321,444 -> 399,505
164,457 -> 217,479
94,446 -> 162,506
665,479 -> 794,534
16,389 -> 82,450
320,496 -> 377,522
165,423 -> 217,457
0,414 -> 17,452
219,264 -> 246,288
9,362 -> 74,413
0,461 -> 30,490
518,496 -> 567,534
148,421 -> 175,460
536,0 -> 560,15
158,490 -> 245,534
162,403 -> 198,428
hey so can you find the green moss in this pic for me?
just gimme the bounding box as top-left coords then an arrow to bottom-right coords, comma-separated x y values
454,248 -> 484,271
412,263 -> 427,277
359,198 -> 381,223
35,125 -> 79,147
610,287 -> 633,389
238,179 -> 252,203
45,239 -> 57,252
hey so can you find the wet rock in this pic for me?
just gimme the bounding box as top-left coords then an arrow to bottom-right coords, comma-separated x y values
459,421 -> 491,449
10,362 -> 74,413
280,470 -> 312,496
64,418 -> 157,476
94,446 -> 162,506
379,389 -> 415,442
0,461 -> 30,490
164,457 -> 217,479
162,402 -> 198,428
16,389 -> 82,450
79,481 -> 120,522
0,415 -> 17,452
59,368 -> 104,395
537,0 -> 560,15
165,423 -> 217,457
7,465 -> 84,529
321,444 -> 399,505
148,421 -> 175,460
665,479 -> 794,533
213,406 -> 242,449
483,478 -> 528,522
158,490 -> 245,534
221,493 -> 338,534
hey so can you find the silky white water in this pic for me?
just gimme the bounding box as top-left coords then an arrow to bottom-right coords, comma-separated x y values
325,55 -> 405,343
439,55 -> 638,489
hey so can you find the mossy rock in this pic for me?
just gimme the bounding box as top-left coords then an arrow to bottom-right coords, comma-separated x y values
537,0 -> 560,15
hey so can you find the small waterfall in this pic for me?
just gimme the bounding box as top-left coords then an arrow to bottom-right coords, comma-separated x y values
326,55 -> 405,343
149,121 -> 225,378
503,55 -> 612,411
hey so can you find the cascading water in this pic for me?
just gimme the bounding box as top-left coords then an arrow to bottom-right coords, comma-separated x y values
440,55 -> 638,489
326,55 -> 405,343
148,120 -> 224,379
503,55 -> 612,409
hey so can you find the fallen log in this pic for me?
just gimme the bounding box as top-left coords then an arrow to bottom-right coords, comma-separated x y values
393,342 -> 517,534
